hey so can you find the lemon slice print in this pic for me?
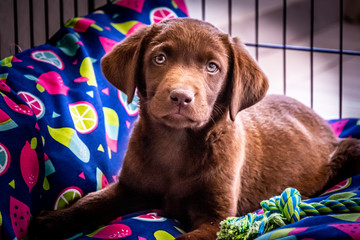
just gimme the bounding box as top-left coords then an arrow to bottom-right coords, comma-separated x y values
54,186 -> 83,210
69,101 -> 98,134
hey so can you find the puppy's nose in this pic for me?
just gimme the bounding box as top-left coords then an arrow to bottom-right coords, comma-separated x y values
170,89 -> 194,106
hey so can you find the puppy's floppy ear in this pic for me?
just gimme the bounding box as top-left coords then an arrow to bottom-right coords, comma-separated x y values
228,37 -> 269,121
101,25 -> 152,103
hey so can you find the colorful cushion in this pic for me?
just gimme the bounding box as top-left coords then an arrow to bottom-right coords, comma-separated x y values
0,0 -> 187,239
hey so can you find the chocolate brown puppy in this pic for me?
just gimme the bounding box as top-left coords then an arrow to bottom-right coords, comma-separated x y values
28,18 -> 360,240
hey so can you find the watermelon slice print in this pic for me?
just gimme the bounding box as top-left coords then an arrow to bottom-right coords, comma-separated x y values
323,178 -> 352,195
10,196 -> 30,240
330,223 -> 360,239
0,108 -> 18,131
99,36 -> 118,54
114,0 -> 145,13
0,142 -> 10,176
86,224 -> 132,239
111,21 -> 145,37
330,119 -> 349,137
150,7 -> 177,24
20,140 -> 39,192
65,17 -> 103,32
31,50 -> 64,70
18,91 -> 45,119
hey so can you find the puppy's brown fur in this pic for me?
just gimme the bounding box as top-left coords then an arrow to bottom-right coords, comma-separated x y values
28,18 -> 360,240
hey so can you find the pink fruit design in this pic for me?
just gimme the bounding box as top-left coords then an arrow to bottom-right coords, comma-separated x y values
330,119 -> 349,137
10,196 -> 30,240
323,178 -> 352,195
114,0 -> 145,13
36,71 -> 69,95
1,92 -> 33,116
20,141 -> 39,192
330,223 -> 360,239
18,91 -> 45,119
133,212 -> 166,222
288,227 -> 308,235
150,7 -> 177,24
99,36 -> 118,54
87,224 -> 132,239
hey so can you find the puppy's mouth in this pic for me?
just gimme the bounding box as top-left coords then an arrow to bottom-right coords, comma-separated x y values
160,112 -> 201,129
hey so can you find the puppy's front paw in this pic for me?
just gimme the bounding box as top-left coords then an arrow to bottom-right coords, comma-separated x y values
28,211 -> 67,240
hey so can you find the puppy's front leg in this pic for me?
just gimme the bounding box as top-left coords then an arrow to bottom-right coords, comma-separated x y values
175,189 -> 237,240
28,182 -> 154,240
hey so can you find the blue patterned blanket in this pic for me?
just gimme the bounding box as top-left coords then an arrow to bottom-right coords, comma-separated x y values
0,0 -> 359,239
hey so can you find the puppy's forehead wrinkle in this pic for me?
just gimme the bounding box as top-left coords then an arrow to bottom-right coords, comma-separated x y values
150,32 -> 228,67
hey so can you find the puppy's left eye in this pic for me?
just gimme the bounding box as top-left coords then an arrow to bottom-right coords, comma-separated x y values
207,62 -> 219,73
154,54 -> 166,64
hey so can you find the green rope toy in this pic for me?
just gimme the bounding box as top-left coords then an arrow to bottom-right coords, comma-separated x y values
217,187 -> 360,240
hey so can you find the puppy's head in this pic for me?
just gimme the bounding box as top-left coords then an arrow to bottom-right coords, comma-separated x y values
101,18 -> 268,129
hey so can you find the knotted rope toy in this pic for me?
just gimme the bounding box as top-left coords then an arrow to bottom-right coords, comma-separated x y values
217,187 -> 360,240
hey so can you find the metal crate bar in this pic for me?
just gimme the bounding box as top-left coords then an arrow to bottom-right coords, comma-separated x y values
244,43 -> 360,56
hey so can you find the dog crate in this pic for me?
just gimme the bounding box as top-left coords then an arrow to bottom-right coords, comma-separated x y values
0,0 -> 359,119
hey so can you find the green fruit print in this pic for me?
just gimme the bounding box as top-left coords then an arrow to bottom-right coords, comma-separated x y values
56,33 -> 81,57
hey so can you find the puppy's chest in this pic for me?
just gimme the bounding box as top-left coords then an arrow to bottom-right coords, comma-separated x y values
147,128 -> 237,190
151,138 -> 203,177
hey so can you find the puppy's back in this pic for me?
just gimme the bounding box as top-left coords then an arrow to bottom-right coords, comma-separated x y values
235,94 -> 337,215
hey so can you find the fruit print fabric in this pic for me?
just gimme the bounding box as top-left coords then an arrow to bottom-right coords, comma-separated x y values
0,0 -> 187,239
0,0 -> 360,239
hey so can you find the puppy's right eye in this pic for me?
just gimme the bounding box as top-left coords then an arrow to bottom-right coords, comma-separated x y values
153,54 -> 166,65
